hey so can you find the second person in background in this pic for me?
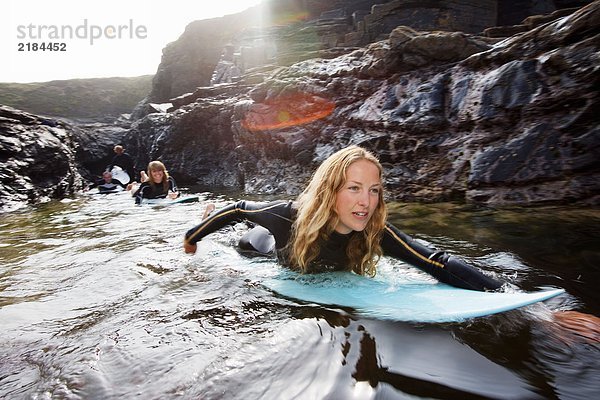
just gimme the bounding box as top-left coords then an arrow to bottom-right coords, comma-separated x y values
133,160 -> 179,204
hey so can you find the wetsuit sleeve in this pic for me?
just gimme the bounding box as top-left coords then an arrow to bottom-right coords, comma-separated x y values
184,200 -> 293,248
113,179 -> 126,189
133,183 -> 149,205
382,223 -> 502,291
123,155 -> 135,179
168,177 -> 178,195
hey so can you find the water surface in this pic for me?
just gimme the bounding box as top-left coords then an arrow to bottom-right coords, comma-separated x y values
0,191 -> 598,399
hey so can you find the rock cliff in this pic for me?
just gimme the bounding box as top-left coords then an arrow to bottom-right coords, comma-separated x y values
0,106 -> 85,211
145,0 -> 592,105
124,1 -> 599,206
1,0 -> 597,210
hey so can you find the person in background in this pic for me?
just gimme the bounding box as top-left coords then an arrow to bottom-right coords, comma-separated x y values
107,145 -> 136,183
133,160 -> 179,205
88,170 -> 126,193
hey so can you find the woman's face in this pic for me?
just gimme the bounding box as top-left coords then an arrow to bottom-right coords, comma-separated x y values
334,159 -> 381,234
150,169 -> 164,183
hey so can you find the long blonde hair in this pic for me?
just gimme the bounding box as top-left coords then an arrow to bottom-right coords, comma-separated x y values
147,161 -> 170,192
288,145 -> 387,276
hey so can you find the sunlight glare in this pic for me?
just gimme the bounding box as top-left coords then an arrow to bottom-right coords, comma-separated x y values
3,0 -> 264,83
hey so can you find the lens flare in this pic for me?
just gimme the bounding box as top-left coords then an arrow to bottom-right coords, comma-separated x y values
242,92 -> 335,132
271,11 -> 310,25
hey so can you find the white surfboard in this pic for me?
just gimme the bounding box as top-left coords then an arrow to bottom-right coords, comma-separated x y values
110,166 -> 130,185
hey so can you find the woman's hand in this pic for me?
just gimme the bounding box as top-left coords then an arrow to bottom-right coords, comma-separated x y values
127,182 -> 139,197
184,241 -> 197,254
168,191 -> 179,200
202,203 -> 216,219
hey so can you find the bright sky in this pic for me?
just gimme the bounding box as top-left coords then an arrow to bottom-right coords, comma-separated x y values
2,0 -> 264,83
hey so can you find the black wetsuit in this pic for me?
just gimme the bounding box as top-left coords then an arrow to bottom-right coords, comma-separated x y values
107,153 -> 136,181
133,177 -> 178,204
184,200 -> 502,291
90,178 -> 126,192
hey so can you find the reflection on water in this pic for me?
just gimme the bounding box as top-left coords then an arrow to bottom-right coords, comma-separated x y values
0,192 -> 598,399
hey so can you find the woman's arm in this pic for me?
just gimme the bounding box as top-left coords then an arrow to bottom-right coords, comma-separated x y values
168,177 -> 179,199
382,223 -> 502,291
133,183 -> 148,205
184,200 -> 293,253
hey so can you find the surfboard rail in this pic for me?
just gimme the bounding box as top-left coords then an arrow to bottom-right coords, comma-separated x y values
140,196 -> 200,206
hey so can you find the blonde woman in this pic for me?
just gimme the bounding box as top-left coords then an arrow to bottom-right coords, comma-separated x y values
183,146 -> 501,291
133,161 -> 179,204
184,145 -> 600,339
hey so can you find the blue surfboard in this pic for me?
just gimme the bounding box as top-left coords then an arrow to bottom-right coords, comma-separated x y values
263,271 -> 564,323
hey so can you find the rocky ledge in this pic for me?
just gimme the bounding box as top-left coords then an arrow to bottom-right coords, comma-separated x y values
0,106 -> 84,211
1,1 -> 598,210
123,2 -> 599,206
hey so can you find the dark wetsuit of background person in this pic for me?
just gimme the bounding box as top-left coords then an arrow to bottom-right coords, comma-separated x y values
107,150 -> 136,181
133,176 -> 178,204
184,200 -> 502,292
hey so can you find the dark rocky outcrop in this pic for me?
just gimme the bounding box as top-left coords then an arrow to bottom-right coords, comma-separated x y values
146,0 -> 593,108
0,106 -> 85,211
1,1 -> 598,211
125,0 -> 599,206
0,104 -> 138,211
73,121 -> 133,180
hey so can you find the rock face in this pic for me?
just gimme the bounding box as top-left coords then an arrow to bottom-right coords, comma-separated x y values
73,120 -> 133,180
127,0 -> 599,206
0,105 -> 134,211
1,1 -> 597,210
0,106 -> 85,211
148,0 -> 591,105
